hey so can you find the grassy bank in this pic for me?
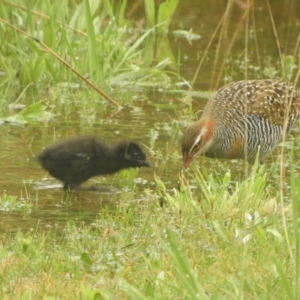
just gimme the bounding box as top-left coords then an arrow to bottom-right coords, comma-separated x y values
1,163 -> 299,299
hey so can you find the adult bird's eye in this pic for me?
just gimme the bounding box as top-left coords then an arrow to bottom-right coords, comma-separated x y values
194,143 -> 200,150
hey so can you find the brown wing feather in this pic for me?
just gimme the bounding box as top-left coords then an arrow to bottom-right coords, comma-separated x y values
250,92 -> 300,126
208,80 -> 300,126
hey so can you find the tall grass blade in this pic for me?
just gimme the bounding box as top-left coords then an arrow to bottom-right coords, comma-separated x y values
121,281 -> 150,300
116,26 -> 157,69
272,256 -> 294,299
84,0 -> 100,80
290,158 -> 300,299
144,0 -> 155,28
166,229 -> 209,300
117,0 -> 127,24
157,0 -> 179,34
103,0 -> 114,19
144,0 -> 156,64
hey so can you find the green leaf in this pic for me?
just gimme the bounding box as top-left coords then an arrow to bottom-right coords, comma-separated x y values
19,101 -> 51,123
166,229 -> 209,300
118,0 -> 127,24
144,0 -> 156,28
43,19 -> 57,48
81,252 -> 93,267
117,27 -> 156,70
31,55 -> 46,82
19,63 -> 32,86
120,280 -> 151,300
157,0 -> 179,34
156,36 -> 177,70
282,54 -> 296,80
0,102 -> 51,126
272,256 -> 294,299
69,2 -> 85,30
85,0 -> 101,79
103,0 -> 114,18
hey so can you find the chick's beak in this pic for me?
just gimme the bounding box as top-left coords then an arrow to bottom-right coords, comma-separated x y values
140,160 -> 152,167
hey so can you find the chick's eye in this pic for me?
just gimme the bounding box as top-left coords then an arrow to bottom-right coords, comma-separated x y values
133,152 -> 141,158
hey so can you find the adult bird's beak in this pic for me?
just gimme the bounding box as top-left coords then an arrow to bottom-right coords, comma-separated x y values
182,154 -> 193,170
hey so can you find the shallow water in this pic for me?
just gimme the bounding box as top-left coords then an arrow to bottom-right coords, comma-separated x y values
1,0 -> 300,235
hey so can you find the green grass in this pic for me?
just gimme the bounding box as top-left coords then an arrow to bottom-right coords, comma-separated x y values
0,163 -> 299,299
1,0 -> 300,299
0,0 -> 181,92
0,193 -> 32,212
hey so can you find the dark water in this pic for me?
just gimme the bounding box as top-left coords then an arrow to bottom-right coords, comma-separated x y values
1,0 -> 300,235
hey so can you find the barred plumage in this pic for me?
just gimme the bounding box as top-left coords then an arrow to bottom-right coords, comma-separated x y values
182,80 -> 300,169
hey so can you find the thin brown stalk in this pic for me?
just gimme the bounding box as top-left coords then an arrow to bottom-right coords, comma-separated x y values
211,0 -> 235,91
244,0 -> 250,81
278,39 -> 300,265
265,0 -> 282,64
186,10 -> 225,102
265,0 -> 294,263
214,9 -> 249,88
292,32 -> 300,59
243,0 -> 250,171
250,0 -> 262,76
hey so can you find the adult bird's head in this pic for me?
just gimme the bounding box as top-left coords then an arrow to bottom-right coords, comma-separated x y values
181,119 -> 214,170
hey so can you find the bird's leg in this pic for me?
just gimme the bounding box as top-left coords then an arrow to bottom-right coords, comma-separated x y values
64,183 -> 116,192
64,184 -> 93,191
63,183 -> 71,190
63,183 -> 77,191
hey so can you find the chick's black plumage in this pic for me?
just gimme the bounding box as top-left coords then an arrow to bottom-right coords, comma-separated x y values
37,136 -> 151,190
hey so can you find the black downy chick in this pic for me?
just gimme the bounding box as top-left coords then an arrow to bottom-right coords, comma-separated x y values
37,136 -> 151,190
